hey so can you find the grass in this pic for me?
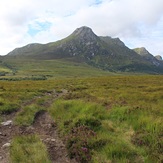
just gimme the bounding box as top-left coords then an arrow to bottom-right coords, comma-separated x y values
1,58 -> 114,79
0,97 -> 19,114
48,100 -> 147,162
10,135 -> 51,163
47,75 -> 163,162
15,104 -> 44,126
0,75 -> 162,162
48,100 -> 105,162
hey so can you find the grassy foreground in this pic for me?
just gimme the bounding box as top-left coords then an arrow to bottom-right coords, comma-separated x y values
0,75 -> 162,162
49,99 -> 162,162
10,135 -> 50,163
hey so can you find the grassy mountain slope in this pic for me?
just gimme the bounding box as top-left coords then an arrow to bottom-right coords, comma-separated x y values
0,58 -> 115,79
4,26 -> 163,74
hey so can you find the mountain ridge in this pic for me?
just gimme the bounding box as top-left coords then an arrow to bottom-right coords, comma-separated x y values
155,55 -> 162,61
133,47 -> 161,67
3,26 -> 163,74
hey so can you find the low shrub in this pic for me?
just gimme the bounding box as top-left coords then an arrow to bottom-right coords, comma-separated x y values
66,125 -> 96,163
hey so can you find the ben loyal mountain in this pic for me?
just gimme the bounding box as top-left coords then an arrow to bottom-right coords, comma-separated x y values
4,26 -> 163,74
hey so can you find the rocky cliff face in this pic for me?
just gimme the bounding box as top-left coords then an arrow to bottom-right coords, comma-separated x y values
50,26 -> 108,58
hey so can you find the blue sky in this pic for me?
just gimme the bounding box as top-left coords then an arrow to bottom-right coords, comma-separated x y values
0,0 -> 163,58
27,21 -> 52,37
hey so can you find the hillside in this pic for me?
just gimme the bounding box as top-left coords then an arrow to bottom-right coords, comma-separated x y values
3,26 -> 163,74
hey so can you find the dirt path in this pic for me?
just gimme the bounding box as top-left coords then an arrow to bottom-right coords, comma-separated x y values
0,117 -> 19,163
32,110 -> 76,163
0,89 -> 77,163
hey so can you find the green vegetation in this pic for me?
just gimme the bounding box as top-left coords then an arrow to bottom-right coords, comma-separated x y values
10,135 -> 51,163
0,59 -> 114,79
48,100 -> 108,162
15,104 -> 44,126
0,75 -> 163,162
48,98 -> 162,162
1,26 -> 162,162
3,26 -> 163,74
0,97 -> 18,114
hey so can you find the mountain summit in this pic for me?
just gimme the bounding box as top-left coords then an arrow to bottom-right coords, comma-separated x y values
133,47 -> 161,67
155,55 -> 162,61
4,26 -> 163,74
72,26 -> 97,40
133,47 -> 152,58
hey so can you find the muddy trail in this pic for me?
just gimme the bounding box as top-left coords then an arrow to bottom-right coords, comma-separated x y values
0,118 -> 19,163
0,89 -> 77,163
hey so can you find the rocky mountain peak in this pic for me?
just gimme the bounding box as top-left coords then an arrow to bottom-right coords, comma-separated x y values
155,55 -> 162,61
72,26 -> 98,41
111,37 -> 125,47
133,47 -> 162,67
134,47 -> 150,56
4,26 -> 163,74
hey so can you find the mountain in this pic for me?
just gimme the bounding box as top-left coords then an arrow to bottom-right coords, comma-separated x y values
133,47 -> 161,67
155,55 -> 162,61
4,26 -> 163,74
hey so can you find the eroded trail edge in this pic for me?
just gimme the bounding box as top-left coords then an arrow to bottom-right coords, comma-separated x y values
0,89 -> 76,163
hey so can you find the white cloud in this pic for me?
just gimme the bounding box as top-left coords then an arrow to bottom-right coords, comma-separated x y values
0,0 -> 163,57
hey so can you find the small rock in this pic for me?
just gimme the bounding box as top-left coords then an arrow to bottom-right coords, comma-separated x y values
2,143 -> 11,148
45,138 -> 51,141
0,132 -> 2,135
47,124 -> 51,128
27,126 -> 34,131
0,156 -> 3,160
51,139 -> 56,142
1,120 -> 13,126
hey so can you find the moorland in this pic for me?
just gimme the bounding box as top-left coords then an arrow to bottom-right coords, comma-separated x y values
0,26 -> 163,163
0,59 -> 162,162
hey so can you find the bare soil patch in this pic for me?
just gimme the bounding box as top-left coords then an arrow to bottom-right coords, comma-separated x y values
32,110 -> 76,163
0,118 -> 19,163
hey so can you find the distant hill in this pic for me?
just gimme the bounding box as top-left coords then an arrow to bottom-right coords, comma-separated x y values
4,26 -> 163,74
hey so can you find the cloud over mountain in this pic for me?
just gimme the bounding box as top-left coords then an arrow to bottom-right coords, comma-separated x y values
0,0 -> 163,56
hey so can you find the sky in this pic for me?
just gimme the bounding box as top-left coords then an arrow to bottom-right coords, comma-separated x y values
0,0 -> 163,57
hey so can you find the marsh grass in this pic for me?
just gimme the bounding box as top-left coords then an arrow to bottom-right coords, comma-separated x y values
10,135 -> 51,163
0,75 -> 162,162
49,100 -> 151,162
15,104 -> 44,126
0,97 -> 19,114
48,75 -> 163,162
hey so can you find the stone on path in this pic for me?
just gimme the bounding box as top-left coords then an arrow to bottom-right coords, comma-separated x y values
2,143 -> 11,148
1,120 -> 13,126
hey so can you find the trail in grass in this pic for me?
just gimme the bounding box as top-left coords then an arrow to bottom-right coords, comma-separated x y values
32,110 -> 76,163
0,112 -> 19,163
0,89 -> 76,163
